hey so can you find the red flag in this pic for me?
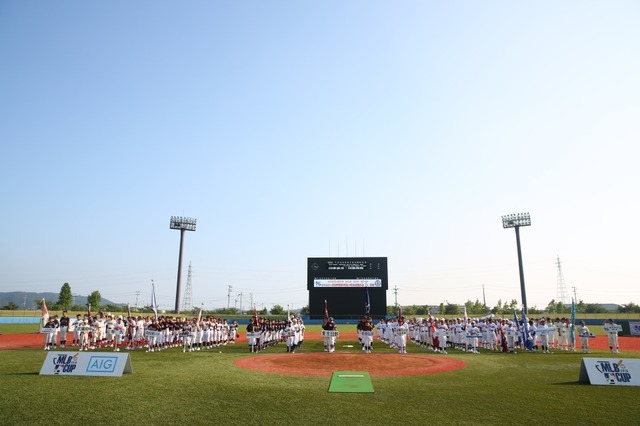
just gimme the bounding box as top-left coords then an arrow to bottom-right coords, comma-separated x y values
127,303 -> 132,319
398,305 -> 403,319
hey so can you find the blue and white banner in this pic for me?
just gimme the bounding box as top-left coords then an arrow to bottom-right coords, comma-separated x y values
314,279 -> 381,288
629,321 -> 640,337
40,352 -> 132,377
579,358 -> 640,386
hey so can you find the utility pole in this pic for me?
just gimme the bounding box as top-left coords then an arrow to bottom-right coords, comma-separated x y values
227,285 -> 232,309
238,292 -> 243,314
135,291 -> 140,310
183,262 -> 193,312
556,255 -> 569,305
393,285 -> 399,308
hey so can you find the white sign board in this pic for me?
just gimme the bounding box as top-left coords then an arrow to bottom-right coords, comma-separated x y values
603,324 -> 623,333
628,321 -> 640,337
40,352 -> 132,377
314,279 -> 382,288
579,358 -> 640,386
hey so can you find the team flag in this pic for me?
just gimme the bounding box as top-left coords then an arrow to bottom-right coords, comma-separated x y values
324,299 -> 329,320
398,305 -> 403,319
127,303 -> 132,319
521,306 -> 533,350
40,298 -> 49,330
513,309 -> 522,346
196,304 -> 203,330
464,305 -> 468,324
570,298 -> 576,345
151,281 -> 158,321
365,288 -> 371,316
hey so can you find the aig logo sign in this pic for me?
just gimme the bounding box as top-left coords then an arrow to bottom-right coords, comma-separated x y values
87,356 -> 118,373
40,352 -> 132,376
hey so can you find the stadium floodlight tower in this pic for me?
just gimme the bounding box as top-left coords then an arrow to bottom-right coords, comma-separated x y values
170,216 -> 197,313
502,212 -> 531,315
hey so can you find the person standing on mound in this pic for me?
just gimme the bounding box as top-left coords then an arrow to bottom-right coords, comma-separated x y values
395,317 -> 409,354
322,317 -> 337,353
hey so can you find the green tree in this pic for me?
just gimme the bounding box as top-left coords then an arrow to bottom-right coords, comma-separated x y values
270,304 -> 285,315
585,303 -> 607,314
576,300 -> 587,313
438,303 -> 445,315
300,305 -> 309,315
444,303 -> 460,315
403,305 -> 416,316
619,302 -> 640,313
104,304 -> 123,313
87,290 -> 102,310
528,306 -> 543,314
491,299 -> 503,315
546,299 -> 557,313
57,283 -> 73,310
2,301 -> 19,310
415,305 -> 429,315
36,299 -> 54,311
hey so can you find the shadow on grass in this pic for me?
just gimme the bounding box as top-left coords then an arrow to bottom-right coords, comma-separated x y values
553,381 -> 586,386
6,372 -> 39,376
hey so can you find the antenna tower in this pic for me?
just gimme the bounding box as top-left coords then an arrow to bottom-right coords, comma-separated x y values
555,255 -> 569,305
183,261 -> 193,312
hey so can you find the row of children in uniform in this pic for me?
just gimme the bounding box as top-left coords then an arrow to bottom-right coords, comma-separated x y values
245,316 -> 306,353
372,316 -> 621,355
42,311 -> 242,352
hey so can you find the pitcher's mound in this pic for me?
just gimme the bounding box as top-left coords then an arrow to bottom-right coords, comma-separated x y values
234,352 -> 466,376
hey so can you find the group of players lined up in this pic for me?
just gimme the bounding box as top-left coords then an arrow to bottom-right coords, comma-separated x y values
41,310 -> 306,354
368,316 -> 621,355
245,316 -> 306,353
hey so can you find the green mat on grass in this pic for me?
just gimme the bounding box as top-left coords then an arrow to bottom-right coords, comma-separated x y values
328,371 -> 374,393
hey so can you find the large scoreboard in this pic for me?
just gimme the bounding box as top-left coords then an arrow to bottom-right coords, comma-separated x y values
307,257 -> 388,319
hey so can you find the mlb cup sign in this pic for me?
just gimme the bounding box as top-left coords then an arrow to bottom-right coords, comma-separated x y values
40,352 -> 132,377
579,358 -> 640,386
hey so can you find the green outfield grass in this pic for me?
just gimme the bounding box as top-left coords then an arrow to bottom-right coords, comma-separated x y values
1,325 -> 639,425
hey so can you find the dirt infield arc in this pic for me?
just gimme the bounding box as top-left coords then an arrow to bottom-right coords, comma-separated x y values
234,352 -> 467,376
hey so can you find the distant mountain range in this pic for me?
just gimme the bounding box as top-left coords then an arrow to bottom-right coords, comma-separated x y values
0,292 -> 120,310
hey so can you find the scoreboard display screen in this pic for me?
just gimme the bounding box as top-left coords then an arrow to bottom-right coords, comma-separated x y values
307,257 -> 388,319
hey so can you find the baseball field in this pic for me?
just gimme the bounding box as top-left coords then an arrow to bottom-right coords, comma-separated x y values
1,324 -> 639,425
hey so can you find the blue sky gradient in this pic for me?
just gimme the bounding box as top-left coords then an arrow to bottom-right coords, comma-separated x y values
1,1 -> 639,311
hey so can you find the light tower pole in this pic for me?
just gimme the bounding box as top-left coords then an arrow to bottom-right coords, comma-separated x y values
502,212 -> 531,315
170,216 -> 197,313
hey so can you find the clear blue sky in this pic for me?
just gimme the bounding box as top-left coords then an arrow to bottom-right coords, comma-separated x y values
1,1 -> 638,312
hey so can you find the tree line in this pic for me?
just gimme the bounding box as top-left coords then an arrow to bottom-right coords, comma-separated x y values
2,283 -> 640,315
